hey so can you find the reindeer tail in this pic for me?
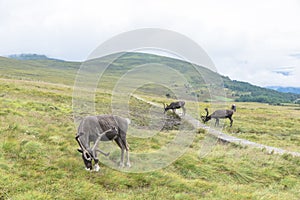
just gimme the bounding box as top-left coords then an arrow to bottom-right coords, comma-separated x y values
125,118 -> 131,125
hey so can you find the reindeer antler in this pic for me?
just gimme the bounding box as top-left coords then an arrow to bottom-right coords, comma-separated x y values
90,127 -> 118,158
95,149 -> 110,157
91,128 -> 115,152
75,134 -> 92,161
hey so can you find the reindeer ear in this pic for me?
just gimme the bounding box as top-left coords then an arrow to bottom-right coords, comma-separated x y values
77,148 -> 83,153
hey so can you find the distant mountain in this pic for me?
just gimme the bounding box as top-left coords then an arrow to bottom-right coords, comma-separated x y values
8,53 -> 64,61
223,79 -> 300,104
267,86 -> 300,94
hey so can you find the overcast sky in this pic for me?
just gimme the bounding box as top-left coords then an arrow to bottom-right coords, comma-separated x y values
1,0 -> 300,87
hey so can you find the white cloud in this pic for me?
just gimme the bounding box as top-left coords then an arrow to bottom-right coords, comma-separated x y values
0,0 -> 300,86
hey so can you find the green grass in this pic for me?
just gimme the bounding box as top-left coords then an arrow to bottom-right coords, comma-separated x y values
224,103 -> 300,151
143,95 -> 300,152
1,77 -> 300,199
0,56 -> 79,85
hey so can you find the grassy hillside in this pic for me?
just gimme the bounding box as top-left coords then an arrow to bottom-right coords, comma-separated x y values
0,56 -> 79,85
1,78 -> 300,199
1,52 -> 300,104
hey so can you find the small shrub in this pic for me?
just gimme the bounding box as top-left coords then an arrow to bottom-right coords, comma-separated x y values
197,128 -> 206,134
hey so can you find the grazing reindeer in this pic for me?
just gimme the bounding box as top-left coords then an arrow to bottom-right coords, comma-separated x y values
75,115 -> 131,171
201,104 -> 236,127
163,101 -> 186,115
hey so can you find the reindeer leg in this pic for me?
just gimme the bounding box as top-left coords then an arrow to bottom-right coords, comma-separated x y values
229,117 -> 233,127
125,150 -> 131,167
120,132 -> 130,167
215,118 -> 219,126
182,106 -> 186,116
115,137 -> 125,168
124,141 -> 131,167
118,131 -> 131,168
120,147 -> 125,168
91,150 -> 100,172
94,158 -> 100,172
93,148 -> 110,171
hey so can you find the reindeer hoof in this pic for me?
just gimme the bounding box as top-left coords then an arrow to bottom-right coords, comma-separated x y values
105,152 -> 110,157
94,164 -> 100,172
126,162 -> 131,168
119,163 -> 125,168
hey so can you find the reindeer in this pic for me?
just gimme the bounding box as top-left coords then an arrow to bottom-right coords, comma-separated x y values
163,101 -> 186,115
201,104 -> 236,127
75,115 -> 131,171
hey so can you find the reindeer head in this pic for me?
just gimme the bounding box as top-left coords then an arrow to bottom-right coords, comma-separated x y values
75,133 -> 94,170
77,148 -> 93,170
231,104 -> 236,112
201,108 -> 210,123
163,103 -> 169,113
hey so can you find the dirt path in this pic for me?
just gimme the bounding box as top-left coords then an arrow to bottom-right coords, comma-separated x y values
133,95 -> 300,157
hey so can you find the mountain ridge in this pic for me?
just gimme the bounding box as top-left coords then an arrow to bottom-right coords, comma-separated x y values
266,86 -> 300,95
8,53 -> 64,61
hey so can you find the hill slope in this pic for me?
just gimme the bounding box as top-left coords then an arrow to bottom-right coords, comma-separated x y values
1,52 -> 299,104
0,56 -> 79,85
